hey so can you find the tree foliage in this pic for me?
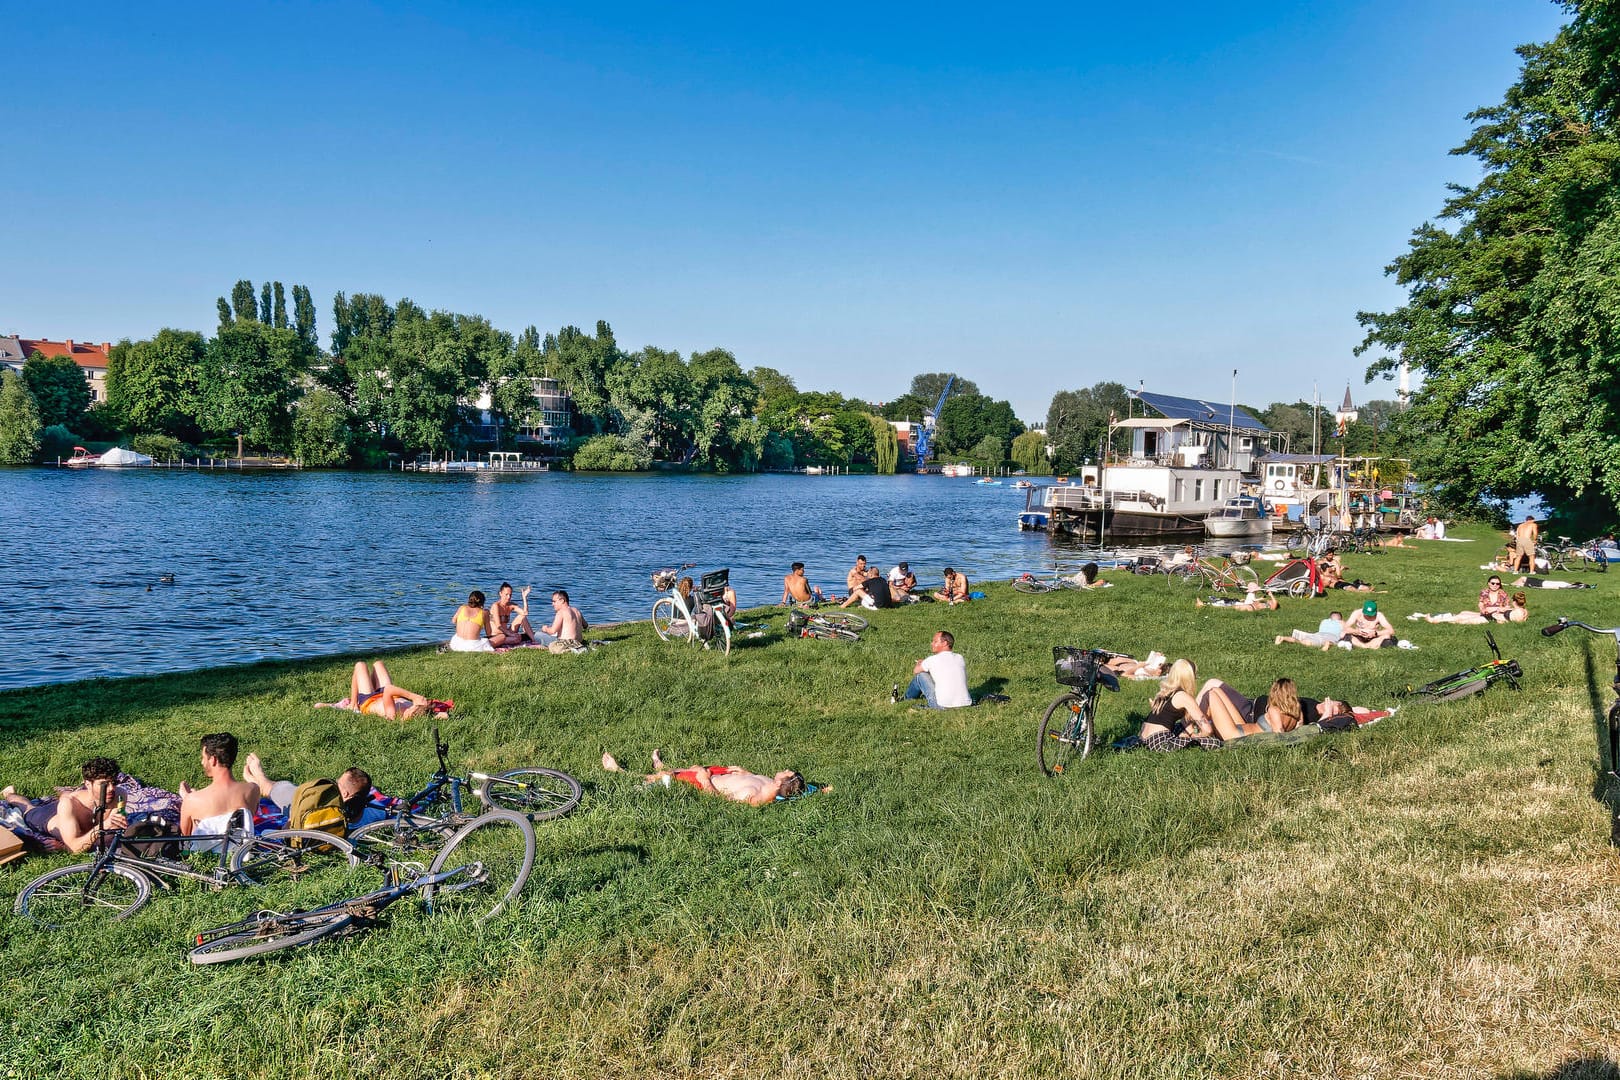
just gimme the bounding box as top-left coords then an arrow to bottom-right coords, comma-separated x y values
1011,430 -> 1051,475
572,433 -> 652,471
1357,3 -> 1620,525
292,388 -> 353,467
106,329 -> 206,438
908,372 -> 979,405
1045,382 -> 1130,473
21,353 -> 91,430
870,413 -> 899,474
0,370 -> 42,463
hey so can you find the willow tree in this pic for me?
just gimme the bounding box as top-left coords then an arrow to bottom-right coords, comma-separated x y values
869,413 -> 899,474
1357,1 -> 1620,526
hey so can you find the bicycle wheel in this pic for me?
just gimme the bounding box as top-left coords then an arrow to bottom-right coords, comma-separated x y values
806,624 -> 860,642
349,813 -> 464,858
651,598 -> 685,642
15,863 -> 152,928
814,612 -> 868,632
1230,566 -> 1260,588
1038,692 -> 1092,776
710,615 -> 732,655
478,768 -> 583,822
189,909 -> 357,965
424,810 -> 536,920
1287,579 -> 1312,598
230,829 -> 359,886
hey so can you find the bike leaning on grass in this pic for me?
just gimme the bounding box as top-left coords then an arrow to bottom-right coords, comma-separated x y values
1037,646 -> 1121,775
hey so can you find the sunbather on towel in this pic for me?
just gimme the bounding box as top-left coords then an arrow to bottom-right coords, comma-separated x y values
1103,651 -> 1168,679
1409,592 -> 1528,624
351,661 -> 432,720
1276,612 -> 1345,650
1510,576 -> 1594,590
602,750 -> 804,806
1196,583 -> 1277,611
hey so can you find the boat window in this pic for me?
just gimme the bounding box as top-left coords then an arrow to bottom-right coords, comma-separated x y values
1194,479 -> 1204,501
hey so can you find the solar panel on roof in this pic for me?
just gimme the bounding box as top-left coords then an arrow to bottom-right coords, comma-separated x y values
1134,391 -> 1268,432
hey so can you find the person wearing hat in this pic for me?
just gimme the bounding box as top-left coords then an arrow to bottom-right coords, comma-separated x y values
1342,599 -> 1395,648
887,561 -> 917,602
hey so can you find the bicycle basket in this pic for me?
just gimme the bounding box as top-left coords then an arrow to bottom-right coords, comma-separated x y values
1053,646 -> 1098,688
651,569 -> 677,592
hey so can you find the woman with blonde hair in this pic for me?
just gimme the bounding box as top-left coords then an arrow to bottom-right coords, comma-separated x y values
1138,659 -> 1223,751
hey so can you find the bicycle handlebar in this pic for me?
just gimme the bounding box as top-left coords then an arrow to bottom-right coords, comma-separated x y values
1542,617 -> 1620,637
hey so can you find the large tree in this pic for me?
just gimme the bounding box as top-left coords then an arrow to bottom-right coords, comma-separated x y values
1045,382 -> 1130,472
0,370 -> 43,463
935,392 -> 1024,460
200,322 -> 296,451
1357,2 -> 1620,525
21,353 -> 92,430
105,329 -> 207,438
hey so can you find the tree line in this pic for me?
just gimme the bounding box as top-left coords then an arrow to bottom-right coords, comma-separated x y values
0,282 -> 1030,473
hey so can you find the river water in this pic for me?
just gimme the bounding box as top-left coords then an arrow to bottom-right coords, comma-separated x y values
0,469 -> 1256,690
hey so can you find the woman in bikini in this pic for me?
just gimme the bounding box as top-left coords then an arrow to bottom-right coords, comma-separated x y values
449,590 -> 497,653
1138,659 -> 1224,750
351,661 -> 431,720
489,583 -> 534,647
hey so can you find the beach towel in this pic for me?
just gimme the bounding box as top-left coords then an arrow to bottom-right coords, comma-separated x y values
775,782 -> 829,803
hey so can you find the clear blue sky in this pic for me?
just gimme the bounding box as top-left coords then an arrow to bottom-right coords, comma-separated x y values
1,0 -> 1568,421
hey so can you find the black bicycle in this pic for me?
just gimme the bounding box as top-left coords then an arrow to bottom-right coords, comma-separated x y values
190,808 -> 537,964
348,728 -> 580,857
1400,631 -> 1522,701
1542,617 -> 1620,845
1037,646 -> 1121,775
14,792 -> 361,929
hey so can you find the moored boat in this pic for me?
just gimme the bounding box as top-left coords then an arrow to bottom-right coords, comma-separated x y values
1204,495 -> 1273,539
92,447 -> 155,468
63,446 -> 100,467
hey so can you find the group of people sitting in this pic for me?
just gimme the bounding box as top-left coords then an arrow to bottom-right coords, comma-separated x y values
781,557 -> 971,610
1,733 -> 389,855
449,584 -> 588,653
1136,661 -> 1368,751
1273,601 -> 1401,650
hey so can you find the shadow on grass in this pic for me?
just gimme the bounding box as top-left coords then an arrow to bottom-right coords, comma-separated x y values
1498,1054 -> 1620,1080
1576,641 -> 1620,848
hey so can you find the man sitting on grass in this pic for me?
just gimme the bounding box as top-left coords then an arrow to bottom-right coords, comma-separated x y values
601,750 -> 805,806
534,589 -> 588,649
179,733 -> 260,838
1341,601 -> 1395,649
844,566 -> 894,610
895,630 -> 972,708
780,562 -> 829,606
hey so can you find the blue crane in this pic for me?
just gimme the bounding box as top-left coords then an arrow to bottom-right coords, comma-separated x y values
910,375 -> 955,471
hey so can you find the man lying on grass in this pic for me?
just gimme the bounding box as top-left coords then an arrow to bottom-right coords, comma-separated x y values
602,750 -> 805,806
0,756 -> 127,853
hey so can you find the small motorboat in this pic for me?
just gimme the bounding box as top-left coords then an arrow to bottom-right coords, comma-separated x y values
64,446 -> 100,467
1013,479 -> 1033,489
1204,495 -> 1273,539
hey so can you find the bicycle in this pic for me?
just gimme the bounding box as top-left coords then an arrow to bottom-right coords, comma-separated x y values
1011,570 -> 1086,594
1037,646 -> 1122,775
1169,555 -> 1259,592
1542,617 -> 1620,845
189,809 -> 537,964
1399,631 -> 1522,700
1540,536 -> 1609,573
651,564 -> 734,655
14,792 -> 361,929
786,608 -> 868,641
347,727 -> 581,857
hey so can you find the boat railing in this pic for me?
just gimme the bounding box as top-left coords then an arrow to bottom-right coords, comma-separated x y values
1044,486 -> 1164,512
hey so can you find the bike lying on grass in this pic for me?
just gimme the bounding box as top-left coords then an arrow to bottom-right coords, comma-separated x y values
348,727 -> 581,858
1399,631 -> 1522,701
1037,646 -> 1122,775
14,791 -> 361,929
190,808 -> 537,964
785,608 -> 868,641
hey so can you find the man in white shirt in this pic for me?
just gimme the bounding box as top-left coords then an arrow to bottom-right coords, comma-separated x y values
897,630 -> 972,709
887,562 -> 916,602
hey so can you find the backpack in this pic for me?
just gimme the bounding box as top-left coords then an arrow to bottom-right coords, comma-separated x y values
692,602 -> 716,641
288,778 -> 347,837
123,815 -> 182,860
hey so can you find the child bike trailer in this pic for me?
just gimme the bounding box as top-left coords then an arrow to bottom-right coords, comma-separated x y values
1264,557 -> 1323,597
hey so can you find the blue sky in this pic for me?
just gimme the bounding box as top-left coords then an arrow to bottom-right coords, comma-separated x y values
1,1 -> 1569,421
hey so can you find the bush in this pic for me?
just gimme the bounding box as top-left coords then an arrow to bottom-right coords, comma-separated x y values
38,424 -> 83,462
571,434 -> 653,471
132,434 -> 188,462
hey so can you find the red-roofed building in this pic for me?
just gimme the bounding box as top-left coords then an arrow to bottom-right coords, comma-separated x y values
16,338 -> 112,402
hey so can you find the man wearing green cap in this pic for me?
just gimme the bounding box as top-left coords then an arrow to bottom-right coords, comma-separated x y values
1341,599 -> 1395,648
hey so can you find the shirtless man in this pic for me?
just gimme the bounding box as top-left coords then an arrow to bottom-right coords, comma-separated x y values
179,733 -> 260,837
601,750 -> 805,806
490,583 -> 534,646
1514,515 -> 1539,572
11,757 -> 128,854
535,589 -> 587,647
843,566 -> 894,610
1341,600 -> 1395,649
243,754 -> 390,828
845,555 -> 870,597
780,562 -> 827,606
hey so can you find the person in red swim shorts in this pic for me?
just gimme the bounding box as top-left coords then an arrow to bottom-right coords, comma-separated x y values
601,750 -> 805,806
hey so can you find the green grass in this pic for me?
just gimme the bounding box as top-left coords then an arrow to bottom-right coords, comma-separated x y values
4,526 -> 1620,1079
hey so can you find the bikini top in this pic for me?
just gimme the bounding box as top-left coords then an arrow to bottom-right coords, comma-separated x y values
455,607 -> 485,628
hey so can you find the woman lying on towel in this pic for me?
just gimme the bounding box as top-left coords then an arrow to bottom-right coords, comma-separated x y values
1408,592 -> 1529,624
1224,678 -> 1387,735
351,661 -> 433,720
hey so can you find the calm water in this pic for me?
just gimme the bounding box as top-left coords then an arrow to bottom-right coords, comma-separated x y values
0,469 -> 1238,690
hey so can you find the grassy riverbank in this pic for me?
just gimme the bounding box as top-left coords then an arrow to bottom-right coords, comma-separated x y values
4,526 -> 1619,1079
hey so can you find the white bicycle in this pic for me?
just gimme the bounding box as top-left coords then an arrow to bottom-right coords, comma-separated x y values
650,564 -> 733,656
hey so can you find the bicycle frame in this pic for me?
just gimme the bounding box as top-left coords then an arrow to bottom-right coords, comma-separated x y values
85,790 -> 258,891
